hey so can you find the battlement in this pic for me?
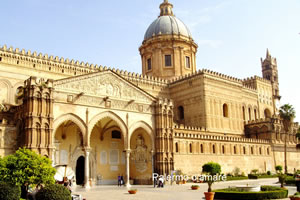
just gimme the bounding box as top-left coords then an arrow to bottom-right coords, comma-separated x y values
169,68 -> 245,84
243,75 -> 271,85
0,44 -> 99,76
173,126 -> 270,144
0,44 -> 171,87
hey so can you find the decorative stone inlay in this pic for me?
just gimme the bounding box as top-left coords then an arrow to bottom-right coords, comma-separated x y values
54,71 -> 154,104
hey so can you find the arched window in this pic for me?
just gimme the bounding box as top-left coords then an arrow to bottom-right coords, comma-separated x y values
212,145 -> 216,154
259,147 -> 262,155
175,142 -> 179,153
267,147 -> 270,155
254,109 -> 257,120
234,146 -> 237,154
242,106 -> 246,121
248,108 -> 252,120
223,104 -> 228,117
251,146 -> 254,155
178,106 -> 184,120
200,144 -> 204,153
222,145 -> 225,154
264,109 -> 271,118
243,146 -> 246,154
189,143 -> 192,153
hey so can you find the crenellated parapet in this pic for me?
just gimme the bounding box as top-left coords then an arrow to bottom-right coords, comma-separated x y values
0,44 -> 99,76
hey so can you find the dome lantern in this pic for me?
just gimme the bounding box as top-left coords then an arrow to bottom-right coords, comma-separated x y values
159,0 -> 174,16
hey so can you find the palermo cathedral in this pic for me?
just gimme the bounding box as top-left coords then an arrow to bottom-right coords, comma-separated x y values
0,0 -> 299,187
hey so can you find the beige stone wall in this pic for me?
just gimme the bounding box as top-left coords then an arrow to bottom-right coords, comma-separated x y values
139,35 -> 197,80
169,75 -> 205,127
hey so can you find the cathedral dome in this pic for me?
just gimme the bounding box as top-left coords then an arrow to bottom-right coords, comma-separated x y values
144,16 -> 192,40
143,0 -> 192,40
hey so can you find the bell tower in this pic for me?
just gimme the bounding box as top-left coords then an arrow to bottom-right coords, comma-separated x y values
139,0 -> 198,80
261,49 -> 281,113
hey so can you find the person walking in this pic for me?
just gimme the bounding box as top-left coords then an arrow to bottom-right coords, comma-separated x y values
120,175 -> 124,186
117,175 -> 121,187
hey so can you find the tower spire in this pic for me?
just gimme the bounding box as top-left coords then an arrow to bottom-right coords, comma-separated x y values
266,48 -> 270,58
159,0 -> 174,16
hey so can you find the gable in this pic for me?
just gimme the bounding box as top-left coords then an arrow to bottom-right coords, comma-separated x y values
53,70 -> 155,104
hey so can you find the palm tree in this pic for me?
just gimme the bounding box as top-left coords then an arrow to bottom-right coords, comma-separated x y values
279,104 -> 296,174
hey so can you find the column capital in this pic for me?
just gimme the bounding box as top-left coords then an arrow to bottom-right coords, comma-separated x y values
84,147 -> 92,153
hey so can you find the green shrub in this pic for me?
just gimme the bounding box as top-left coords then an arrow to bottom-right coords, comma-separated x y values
36,184 -> 71,200
251,169 -> 259,174
257,174 -> 278,179
0,182 -> 21,200
275,165 -> 283,173
214,185 -> 288,200
285,176 -> 296,185
248,174 -> 258,179
267,171 -> 271,175
202,162 -> 221,192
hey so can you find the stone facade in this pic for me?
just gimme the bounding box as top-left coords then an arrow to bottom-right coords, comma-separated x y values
0,0 -> 299,187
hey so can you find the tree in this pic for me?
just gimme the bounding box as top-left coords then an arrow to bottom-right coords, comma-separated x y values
279,104 -> 296,174
0,148 -> 56,186
275,165 -> 283,173
202,162 -> 221,192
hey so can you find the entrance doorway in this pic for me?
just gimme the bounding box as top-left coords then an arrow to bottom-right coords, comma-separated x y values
76,156 -> 85,185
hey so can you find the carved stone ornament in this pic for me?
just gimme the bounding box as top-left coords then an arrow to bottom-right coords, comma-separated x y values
54,71 -> 153,103
131,134 -> 151,173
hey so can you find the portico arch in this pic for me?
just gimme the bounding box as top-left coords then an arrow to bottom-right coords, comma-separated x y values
88,111 -> 127,146
52,113 -> 86,145
129,121 -> 154,150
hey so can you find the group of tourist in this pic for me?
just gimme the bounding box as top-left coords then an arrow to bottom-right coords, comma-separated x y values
117,174 -> 125,186
153,176 -> 164,188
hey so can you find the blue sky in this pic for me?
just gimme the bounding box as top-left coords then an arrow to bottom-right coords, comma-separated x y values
1,0 -> 300,121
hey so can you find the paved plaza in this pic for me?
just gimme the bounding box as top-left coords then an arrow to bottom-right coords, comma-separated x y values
72,178 -> 296,200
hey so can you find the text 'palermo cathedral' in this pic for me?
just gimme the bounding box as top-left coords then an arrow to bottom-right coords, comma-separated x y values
0,0 -> 299,187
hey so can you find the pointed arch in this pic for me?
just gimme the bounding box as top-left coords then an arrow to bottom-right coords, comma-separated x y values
88,111 -> 127,145
53,113 -> 86,145
129,120 -> 154,148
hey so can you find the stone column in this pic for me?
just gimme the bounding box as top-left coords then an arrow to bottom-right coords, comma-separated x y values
84,148 -> 91,188
151,150 -> 155,174
51,148 -> 56,166
125,150 -> 131,187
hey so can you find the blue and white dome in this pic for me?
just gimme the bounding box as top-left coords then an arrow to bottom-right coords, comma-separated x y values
144,0 -> 193,40
144,16 -> 192,40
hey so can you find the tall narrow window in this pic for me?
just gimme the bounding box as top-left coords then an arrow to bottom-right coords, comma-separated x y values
175,142 -> 179,153
243,146 -> 246,154
259,147 -> 262,155
178,106 -> 184,120
251,147 -> 254,155
185,56 -> 190,68
222,145 -> 225,154
248,108 -> 251,120
223,104 -> 228,117
0,57 -> 2,62
147,58 -> 152,70
200,144 -> 204,153
189,143 -> 192,153
234,146 -> 237,154
165,55 -> 172,67
242,107 -> 245,120
267,148 -> 270,155
212,145 -> 216,154
254,109 -> 257,120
